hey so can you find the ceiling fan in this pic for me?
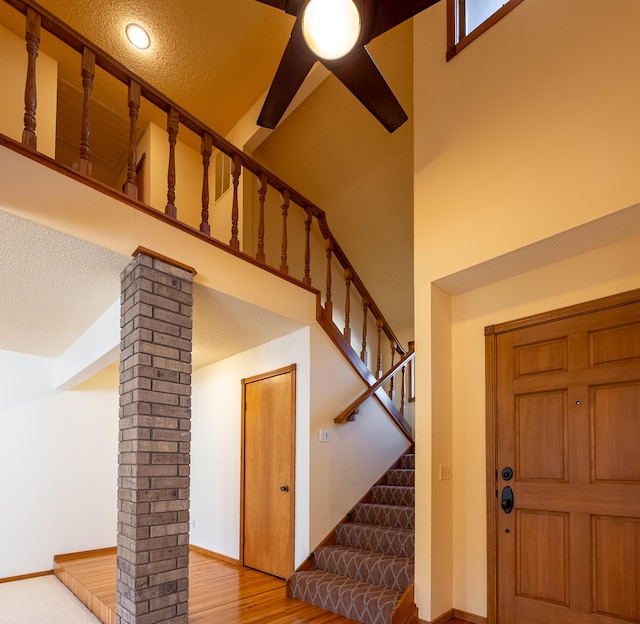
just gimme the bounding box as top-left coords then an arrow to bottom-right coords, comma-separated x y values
256,0 -> 441,133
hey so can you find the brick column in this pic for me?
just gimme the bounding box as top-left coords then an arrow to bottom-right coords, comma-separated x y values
117,252 -> 194,624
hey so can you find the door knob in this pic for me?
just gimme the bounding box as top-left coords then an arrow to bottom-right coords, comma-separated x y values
280,485 -> 289,492
501,486 -> 514,514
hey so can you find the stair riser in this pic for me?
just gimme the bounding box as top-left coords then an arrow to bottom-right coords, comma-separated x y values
399,454 -> 415,470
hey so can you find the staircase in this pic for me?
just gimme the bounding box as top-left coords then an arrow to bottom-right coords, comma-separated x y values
289,452 -> 416,624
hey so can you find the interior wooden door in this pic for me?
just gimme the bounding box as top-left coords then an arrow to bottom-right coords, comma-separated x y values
241,364 -> 296,579
487,291 -> 640,624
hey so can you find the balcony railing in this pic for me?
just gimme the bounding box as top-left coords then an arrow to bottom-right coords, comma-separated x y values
1,0 -> 414,440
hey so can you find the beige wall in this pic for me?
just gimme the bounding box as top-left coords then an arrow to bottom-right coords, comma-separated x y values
252,21 -> 415,335
451,235 -> 640,615
413,0 -> 640,619
415,0 -> 640,282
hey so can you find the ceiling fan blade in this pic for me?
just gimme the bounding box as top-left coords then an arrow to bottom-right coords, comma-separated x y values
326,47 -> 407,132
255,0 -> 302,16
370,0 -> 442,38
257,24 -> 316,129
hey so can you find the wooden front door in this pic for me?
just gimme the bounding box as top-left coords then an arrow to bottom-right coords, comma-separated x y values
487,290 -> 640,623
241,365 -> 296,579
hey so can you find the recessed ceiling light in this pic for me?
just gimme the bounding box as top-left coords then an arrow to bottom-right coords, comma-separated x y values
126,23 -> 151,50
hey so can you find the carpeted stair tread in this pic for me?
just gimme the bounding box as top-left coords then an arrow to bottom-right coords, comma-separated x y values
371,485 -> 415,507
354,502 -> 414,530
386,469 -> 415,487
289,452 -> 416,623
336,522 -> 414,558
289,569 -> 400,624
315,545 -> 413,593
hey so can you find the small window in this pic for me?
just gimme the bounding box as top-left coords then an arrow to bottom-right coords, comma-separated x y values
447,0 -> 525,60
214,150 -> 231,202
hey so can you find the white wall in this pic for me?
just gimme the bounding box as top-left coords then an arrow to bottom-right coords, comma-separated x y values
308,324 -> 410,546
191,327 -> 311,566
0,353 -> 118,578
192,323 -> 410,565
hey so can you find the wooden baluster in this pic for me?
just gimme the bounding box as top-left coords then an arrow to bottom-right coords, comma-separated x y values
200,133 -> 213,235
375,318 -> 383,379
303,208 -> 312,286
401,365 -> 407,415
279,189 -> 289,275
324,238 -> 333,319
230,154 -> 241,250
343,268 -> 352,342
165,108 -> 180,218
256,173 -> 267,263
123,80 -> 141,199
361,297 -> 369,365
78,47 -> 95,175
22,8 -> 41,150
389,341 -> 396,399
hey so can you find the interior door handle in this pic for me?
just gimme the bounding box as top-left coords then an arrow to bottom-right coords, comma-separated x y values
280,485 -> 289,492
501,486 -> 514,514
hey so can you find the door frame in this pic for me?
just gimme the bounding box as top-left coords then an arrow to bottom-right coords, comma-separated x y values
239,363 -> 296,573
484,288 -> 640,623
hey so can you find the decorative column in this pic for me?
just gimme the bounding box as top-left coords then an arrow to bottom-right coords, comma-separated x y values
117,250 -> 195,624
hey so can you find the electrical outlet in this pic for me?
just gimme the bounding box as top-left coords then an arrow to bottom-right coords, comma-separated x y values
319,429 -> 329,442
439,464 -> 452,480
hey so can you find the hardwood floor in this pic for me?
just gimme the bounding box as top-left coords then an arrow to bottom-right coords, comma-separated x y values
54,549 -> 359,623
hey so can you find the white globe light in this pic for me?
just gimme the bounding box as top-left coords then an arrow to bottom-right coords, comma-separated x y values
302,0 -> 361,61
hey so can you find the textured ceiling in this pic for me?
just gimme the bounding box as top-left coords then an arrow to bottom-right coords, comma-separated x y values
0,0 -> 294,137
0,209 -> 303,368
0,209 -> 129,357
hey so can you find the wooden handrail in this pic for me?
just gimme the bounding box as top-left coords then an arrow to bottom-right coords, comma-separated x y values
334,349 -> 415,425
2,0 -> 412,438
